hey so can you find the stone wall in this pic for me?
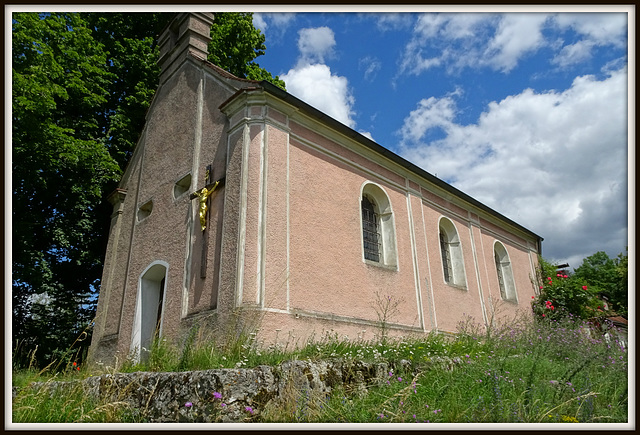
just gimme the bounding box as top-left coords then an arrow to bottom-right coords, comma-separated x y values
14,357 -> 464,422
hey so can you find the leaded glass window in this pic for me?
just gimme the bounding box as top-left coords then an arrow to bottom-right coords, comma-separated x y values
440,230 -> 452,283
362,196 -> 381,262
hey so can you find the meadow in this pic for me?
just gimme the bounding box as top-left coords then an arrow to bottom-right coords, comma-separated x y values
12,312 -> 628,424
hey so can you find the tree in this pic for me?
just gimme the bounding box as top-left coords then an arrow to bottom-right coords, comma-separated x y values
12,12 -> 285,368
207,12 -> 286,89
573,250 -> 628,315
12,12 -> 121,366
532,257 -> 599,321
532,251 -> 629,322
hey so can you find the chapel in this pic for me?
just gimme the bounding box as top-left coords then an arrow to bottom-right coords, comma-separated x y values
88,12 -> 543,365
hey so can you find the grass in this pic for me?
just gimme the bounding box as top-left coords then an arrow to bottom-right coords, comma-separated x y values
11,312 -> 628,424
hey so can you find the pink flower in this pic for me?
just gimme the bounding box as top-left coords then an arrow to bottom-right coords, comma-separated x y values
245,406 -> 254,414
542,314 -> 546,317
185,402 -> 193,408
563,275 -> 568,278
582,285 -> 588,290
213,391 -> 222,400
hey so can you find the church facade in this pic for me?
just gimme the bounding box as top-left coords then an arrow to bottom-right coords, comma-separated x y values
88,13 -> 543,365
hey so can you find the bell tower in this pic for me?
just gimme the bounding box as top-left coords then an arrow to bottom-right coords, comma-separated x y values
157,12 -> 214,84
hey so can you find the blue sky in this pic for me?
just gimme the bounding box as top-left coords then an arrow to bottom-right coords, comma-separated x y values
250,8 -> 631,269
6,6 -> 631,270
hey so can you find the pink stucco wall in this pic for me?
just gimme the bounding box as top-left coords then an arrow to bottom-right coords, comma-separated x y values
241,103 -> 540,343
90,60 -> 541,366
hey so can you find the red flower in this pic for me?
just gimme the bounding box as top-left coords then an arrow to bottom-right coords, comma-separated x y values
582,285 -> 588,290
532,296 -> 535,299
563,275 -> 568,278
542,314 -> 546,317
72,362 -> 77,367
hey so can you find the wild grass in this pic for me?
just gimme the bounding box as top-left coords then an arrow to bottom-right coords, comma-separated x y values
12,313 -> 628,424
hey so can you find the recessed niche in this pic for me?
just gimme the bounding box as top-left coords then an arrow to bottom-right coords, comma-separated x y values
173,173 -> 192,199
137,200 -> 153,222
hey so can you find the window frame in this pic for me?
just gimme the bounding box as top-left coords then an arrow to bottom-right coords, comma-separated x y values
494,241 -> 518,303
438,216 -> 467,289
360,182 -> 398,270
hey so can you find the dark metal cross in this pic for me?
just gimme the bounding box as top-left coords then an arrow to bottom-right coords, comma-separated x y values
190,164 -> 225,278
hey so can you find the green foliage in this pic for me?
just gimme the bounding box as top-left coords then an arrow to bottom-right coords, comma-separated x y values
12,12 -> 284,369
532,252 -> 628,321
13,313 -> 628,423
208,12 -> 286,89
573,250 -> 628,315
12,12 -> 121,367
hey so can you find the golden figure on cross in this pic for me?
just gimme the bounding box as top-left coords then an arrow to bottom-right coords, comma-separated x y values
194,180 -> 219,231
190,168 -> 224,232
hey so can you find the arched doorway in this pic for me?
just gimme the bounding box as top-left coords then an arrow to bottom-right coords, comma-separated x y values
131,261 -> 168,361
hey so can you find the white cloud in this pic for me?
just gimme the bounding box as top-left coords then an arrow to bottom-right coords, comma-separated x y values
398,12 -> 627,76
484,14 -> 549,72
358,56 -> 382,81
252,14 -> 267,33
253,12 -> 296,36
297,27 -> 336,65
550,13 -> 628,67
281,64 -> 356,128
398,67 -> 628,264
374,13 -> 414,31
280,26 -> 358,130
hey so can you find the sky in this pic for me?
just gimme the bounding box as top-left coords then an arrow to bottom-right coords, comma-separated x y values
250,7 -> 632,269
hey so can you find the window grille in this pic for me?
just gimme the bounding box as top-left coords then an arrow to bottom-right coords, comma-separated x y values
440,231 -> 452,283
495,251 -> 506,299
362,196 -> 381,262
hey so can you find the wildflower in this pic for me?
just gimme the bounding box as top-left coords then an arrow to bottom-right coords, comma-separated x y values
563,275 -> 568,278
542,314 -> 546,317
245,406 -> 254,414
221,403 -> 227,408
582,285 -> 588,290
213,391 -> 222,400
398,377 -> 402,382
72,362 -> 77,367
185,402 -> 193,408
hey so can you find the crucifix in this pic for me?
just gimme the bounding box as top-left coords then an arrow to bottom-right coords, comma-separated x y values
190,164 -> 225,278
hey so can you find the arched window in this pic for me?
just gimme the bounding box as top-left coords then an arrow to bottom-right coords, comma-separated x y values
494,241 -> 517,302
438,217 -> 466,288
131,261 -> 168,361
360,182 -> 397,268
361,195 -> 381,262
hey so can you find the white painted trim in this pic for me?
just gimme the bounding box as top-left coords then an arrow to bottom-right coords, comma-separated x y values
258,123 -> 268,307
286,122 -> 291,313
293,133 -> 406,193
406,193 -> 425,330
420,201 -> 438,331
438,215 -> 469,290
235,123 -> 251,308
468,222 -> 489,327
493,240 -> 519,304
181,70 -> 205,318
130,260 -> 169,361
359,181 -> 399,270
